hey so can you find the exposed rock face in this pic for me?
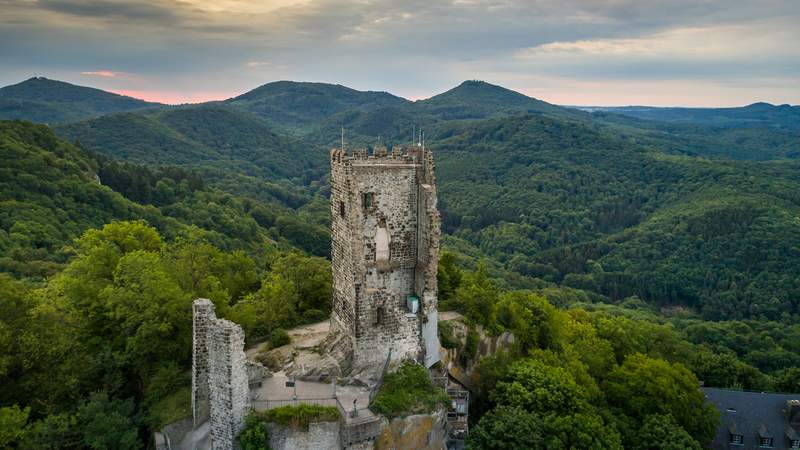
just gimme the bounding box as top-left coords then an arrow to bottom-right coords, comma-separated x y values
439,312 -> 515,391
329,146 -> 441,375
192,299 -> 250,450
374,409 -> 448,450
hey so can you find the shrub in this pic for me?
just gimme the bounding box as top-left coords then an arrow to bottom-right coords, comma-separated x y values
262,404 -> 340,430
269,329 -> 291,348
238,413 -> 270,450
371,362 -> 450,419
439,321 -> 459,349
302,308 -> 326,322
460,327 -> 480,366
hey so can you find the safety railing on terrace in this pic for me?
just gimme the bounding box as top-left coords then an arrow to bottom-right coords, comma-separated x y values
251,397 -> 339,411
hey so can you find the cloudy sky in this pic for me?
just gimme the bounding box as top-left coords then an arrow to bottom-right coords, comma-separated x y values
1,0 -> 798,106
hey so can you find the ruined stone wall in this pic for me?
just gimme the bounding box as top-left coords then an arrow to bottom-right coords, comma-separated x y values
329,147 -> 441,372
192,300 -> 214,427
330,149 -> 357,362
192,299 -> 249,450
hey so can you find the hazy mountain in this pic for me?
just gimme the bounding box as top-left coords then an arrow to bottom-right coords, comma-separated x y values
418,80 -> 586,120
0,77 -> 163,123
579,102 -> 800,129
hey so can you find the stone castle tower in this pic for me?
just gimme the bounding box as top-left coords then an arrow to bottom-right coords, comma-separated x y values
329,145 -> 441,371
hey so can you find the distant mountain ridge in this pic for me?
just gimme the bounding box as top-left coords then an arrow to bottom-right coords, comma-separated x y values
226,80 -> 410,128
577,102 -> 800,129
419,80 -> 584,120
0,77 -> 163,123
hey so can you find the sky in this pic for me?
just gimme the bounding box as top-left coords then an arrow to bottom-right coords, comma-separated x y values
1,0 -> 799,106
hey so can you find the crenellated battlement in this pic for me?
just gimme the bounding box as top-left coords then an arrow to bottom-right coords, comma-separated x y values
330,145 -> 433,167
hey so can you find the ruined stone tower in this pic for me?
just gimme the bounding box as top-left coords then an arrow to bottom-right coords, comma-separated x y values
329,145 -> 441,371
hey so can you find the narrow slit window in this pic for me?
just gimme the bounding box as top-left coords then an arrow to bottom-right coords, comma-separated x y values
362,192 -> 374,210
375,306 -> 384,325
339,201 -> 345,217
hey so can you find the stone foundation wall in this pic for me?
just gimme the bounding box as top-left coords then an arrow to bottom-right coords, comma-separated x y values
267,421 -> 341,450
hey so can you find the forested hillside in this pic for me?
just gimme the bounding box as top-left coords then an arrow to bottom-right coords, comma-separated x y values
0,78 -> 162,124
430,115 -> 800,320
12,78 -> 800,320
0,121 -> 330,279
2,77 -> 800,448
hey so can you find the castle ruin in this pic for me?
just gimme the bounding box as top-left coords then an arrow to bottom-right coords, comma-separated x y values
329,145 -> 441,371
178,144 -> 445,449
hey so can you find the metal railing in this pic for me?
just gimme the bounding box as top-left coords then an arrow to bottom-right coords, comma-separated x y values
251,397 -> 339,411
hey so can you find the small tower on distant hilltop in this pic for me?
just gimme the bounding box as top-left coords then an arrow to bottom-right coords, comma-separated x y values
329,144 -> 441,371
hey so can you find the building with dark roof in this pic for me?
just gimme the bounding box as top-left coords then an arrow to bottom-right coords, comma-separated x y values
703,387 -> 800,450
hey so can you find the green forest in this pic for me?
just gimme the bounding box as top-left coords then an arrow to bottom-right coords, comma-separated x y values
1,77 -> 800,448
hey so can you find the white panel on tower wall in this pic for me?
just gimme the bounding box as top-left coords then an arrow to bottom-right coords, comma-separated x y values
423,310 -> 441,368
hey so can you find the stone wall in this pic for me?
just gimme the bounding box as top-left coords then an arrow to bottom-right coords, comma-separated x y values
192,300 -> 214,427
267,421 -> 341,450
329,146 -> 441,373
192,298 -> 249,450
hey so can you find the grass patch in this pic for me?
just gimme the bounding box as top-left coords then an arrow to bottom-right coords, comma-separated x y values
269,328 -> 291,348
259,404 -> 340,430
438,320 -> 460,349
370,362 -> 450,419
460,326 -> 480,366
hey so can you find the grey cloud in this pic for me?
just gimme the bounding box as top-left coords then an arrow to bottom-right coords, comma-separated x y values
36,0 -> 179,22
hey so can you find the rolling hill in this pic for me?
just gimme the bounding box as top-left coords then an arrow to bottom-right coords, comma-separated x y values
0,77 -> 163,123
429,114 -> 800,320
226,80 -> 410,129
0,120 -> 332,279
418,80 -> 585,120
4,76 -> 800,319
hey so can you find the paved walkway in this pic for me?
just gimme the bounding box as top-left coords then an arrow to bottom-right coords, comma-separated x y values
251,370 -> 376,423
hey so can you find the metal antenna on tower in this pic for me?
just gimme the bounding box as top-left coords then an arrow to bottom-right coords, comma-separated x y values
412,124 -> 415,146
341,126 -> 345,151
422,130 -> 425,151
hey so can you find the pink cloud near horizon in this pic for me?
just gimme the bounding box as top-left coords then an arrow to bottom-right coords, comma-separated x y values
110,89 -> 239,105
81,70 -> 122,78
